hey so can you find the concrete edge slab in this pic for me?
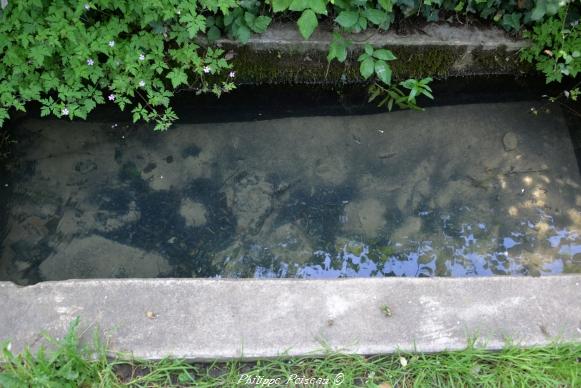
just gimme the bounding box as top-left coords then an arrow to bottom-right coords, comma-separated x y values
1,276 -> 579,361
218,23 -> 528,52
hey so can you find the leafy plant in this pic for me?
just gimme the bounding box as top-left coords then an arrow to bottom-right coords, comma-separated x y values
520,3 -> 580,118
521,5 -> 580,83
327,32 -> 352,63
272,0 -> 328,39
355,44 -> 433,111
1,0 -> 577,131
0,1 -> 249,131
334,0 -> 393,33
369,77 -> 434,112
358,44 -> 396,84
223,1 -> 272,43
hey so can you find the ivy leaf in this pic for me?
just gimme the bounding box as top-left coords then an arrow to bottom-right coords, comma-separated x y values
378,0 -> 393,12
360,57 -> 374,79
236,24 -> 251,43
309,0 -> 328,15
167,68 -> 188,88
358,52 -> 370,61
373,49 -> 396,61
244,12 -> 256,26
531,4 -> 546,21
374,60 -> 392,84
289,0 -> 310,12
272,0 -> 293,12
365,9 -> 387,25
335,11 -> 359,29
327,33 -> 350,62
251,16 -> 272,33
297,9 -> 318,40
207,25 -> 221,41
501,13 -> 521,31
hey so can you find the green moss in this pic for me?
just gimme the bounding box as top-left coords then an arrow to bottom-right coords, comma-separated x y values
228,43 -> 525,84
390,45 -> 462,80
471,46 -> 532,74
229,45 -> 358,85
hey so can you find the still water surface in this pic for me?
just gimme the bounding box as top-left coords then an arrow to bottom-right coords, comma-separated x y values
1,102 -> 580,284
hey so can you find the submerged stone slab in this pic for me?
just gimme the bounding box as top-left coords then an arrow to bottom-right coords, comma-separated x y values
2,102 -> 580,283
39,236 -> 171,280
0,277 -> 579,361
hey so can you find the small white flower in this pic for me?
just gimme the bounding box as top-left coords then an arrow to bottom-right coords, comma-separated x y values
176,9 -> 181,15
87,58 -> 94,66
139,53 -> 145,61
229,71 -> 236,78
139,80 -> 146,87
108,94 -> 115,101
203,66 -> 211,74
62,108 -> 69,115
108,40 -> 115,47
84,4 -> 90,10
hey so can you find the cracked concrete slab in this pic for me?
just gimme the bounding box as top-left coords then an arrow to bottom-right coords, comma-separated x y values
0,276 -> 579,361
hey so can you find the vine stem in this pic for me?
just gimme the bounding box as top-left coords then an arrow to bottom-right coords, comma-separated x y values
534,80 -> 581,119
135,89 -> 163,121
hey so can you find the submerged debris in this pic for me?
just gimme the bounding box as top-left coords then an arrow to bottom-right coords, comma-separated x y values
380,304 -> 392,317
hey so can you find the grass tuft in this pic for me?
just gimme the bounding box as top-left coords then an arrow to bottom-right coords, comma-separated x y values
0,319 -> 579,387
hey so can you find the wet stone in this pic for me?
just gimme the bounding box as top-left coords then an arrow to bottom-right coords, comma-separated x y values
502,132 -> 518,151
74,159 -> 97,174
143,162 -> 157,173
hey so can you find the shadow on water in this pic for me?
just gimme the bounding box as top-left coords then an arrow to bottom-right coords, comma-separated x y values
1,76 -> 581,284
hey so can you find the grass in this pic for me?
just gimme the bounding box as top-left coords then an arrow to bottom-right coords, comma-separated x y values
0,319 -> 579,387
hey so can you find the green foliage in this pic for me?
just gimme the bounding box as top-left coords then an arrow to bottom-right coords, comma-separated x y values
275,0 -> 327,39
521,5 -> 580,84
0,0 -> 578,130
354,44 -> 433,111
266,0 -> 576,113
0,318 -> 113,387
222,1 -> 272,43
358,44 -> 396,84
327,32 -> 351,62
0,0 -> 253,130
1,319 -> 579,387
269,0 -> 573,42
369,77 -> 434,112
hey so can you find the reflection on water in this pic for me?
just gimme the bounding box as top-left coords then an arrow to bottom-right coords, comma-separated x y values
1,102 -> 580,284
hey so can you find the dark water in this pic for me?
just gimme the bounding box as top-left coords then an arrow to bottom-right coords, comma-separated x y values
1,86 -> 581,284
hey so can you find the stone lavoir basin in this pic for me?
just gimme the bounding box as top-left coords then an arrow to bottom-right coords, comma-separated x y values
1,95 -> 580,285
